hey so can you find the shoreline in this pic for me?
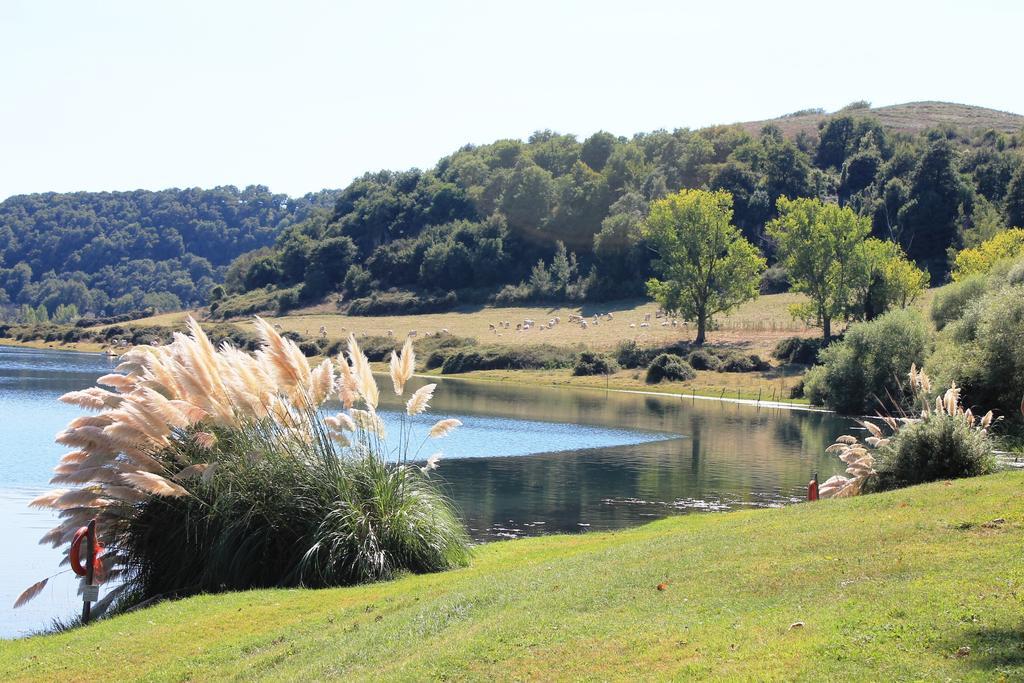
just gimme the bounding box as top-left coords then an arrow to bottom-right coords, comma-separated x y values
0,338 -> 108,354
0,336 -> 823,414
414,370 -> 825,413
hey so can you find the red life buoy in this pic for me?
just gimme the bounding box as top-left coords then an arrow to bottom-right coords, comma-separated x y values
69,526 -> 89,577
69,526 -> 104,578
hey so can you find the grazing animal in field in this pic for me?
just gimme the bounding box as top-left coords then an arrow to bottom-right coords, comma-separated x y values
640,322 -> 650,328
629,323 -> 636,329
644,313 -> 651,322
489,323 -> 495,330
554,316 -> 560,324
580,320 -> 589,329
408,330 -> 417,337
441,328 -> 449,335
387,329 -> 394,337
516,323 -> 522,331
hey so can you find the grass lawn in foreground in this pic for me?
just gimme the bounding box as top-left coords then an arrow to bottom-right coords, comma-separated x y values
2,472 -> 1022,681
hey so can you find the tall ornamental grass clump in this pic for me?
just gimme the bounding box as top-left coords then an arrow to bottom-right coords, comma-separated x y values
17,318 -> 470,616
819,365 -> 997,498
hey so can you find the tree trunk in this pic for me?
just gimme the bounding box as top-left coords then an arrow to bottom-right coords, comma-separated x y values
823,316 -> 832,343
695,315 -> 707,346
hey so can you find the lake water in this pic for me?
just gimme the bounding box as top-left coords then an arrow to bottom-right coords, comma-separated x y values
0,345 -> 851,638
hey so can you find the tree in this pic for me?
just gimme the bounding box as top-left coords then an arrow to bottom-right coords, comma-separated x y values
500,159 -> 554,233
857,239 -> 929,320
896,139 -> 971,277
580,131 -> 618,172
642,189 -> 765,345
1007,162 -> 1024,229
302,236 -> 358,298
952,228 -> 1024,280
767,197 -> 871,341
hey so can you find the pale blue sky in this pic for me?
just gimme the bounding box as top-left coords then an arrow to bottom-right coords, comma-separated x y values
1,0 -> 1021,200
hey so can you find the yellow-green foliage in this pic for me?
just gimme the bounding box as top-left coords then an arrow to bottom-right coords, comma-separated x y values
952,228 -> 1024,280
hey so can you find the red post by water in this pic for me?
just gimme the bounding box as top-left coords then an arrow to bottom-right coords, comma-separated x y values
81,519 -> 96,623
807,476 -> 819,501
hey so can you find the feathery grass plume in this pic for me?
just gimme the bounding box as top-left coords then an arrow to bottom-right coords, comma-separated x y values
421,452 -> 442,474
19,317 -> 470,618
121,472 -> 190,498
429,418 -> 462,438
406,383 -> 436,416
324,412 -> 356,433
13,579 -> 49,609
389,337 -> 416,396
346,334 -> 379,409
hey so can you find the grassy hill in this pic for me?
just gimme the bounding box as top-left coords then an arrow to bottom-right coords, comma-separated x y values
740,101 -> 1024,139
3,472 -> 1022,681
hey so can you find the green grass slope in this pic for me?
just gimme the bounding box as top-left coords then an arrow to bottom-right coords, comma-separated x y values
3,473 -> 1023,681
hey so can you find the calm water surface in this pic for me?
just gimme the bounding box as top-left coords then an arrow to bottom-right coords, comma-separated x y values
0,345 -> 851,637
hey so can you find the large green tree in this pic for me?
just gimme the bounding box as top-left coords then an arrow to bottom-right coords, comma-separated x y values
643,189 -> 765,345
766,197 -> 871,341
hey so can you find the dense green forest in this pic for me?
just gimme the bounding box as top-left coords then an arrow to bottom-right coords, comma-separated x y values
216,103 -> 1024,318
0,186 -> 338,319
3,103 -> 1024,323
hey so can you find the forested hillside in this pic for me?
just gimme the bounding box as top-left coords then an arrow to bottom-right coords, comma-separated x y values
216,101 -> 1024,318
3,102 -> 1023,323
0,186 -> 338,319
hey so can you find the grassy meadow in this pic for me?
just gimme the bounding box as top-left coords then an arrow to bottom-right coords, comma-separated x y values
0,292 -> 846,403
3,472 -> 1022,681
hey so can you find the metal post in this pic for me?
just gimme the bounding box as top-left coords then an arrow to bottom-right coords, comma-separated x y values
81,519 -> 96,624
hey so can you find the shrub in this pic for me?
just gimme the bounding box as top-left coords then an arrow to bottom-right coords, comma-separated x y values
930,274 -> 988,330
18,321 -> 471,617
645,354 -> 696,384
804,309 -> 929,414
870,415 -> 996,492
718,351 -> 769,373
686,349 -> 722,371
277,286 -> 303,312
759,265 -> 790,294
927,285 -> 1024,420
615,340 -> 650,368
573,351 -> 618,376
347,290 -> 458,316
820,370 -> 997,497
615,339 -> 692,369
440,344 -> 576,374
772,336 -> 824,365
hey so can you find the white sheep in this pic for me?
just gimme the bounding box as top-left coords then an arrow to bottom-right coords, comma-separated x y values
629,323 -> 636,329
640,322 -> 650,328
387,329 -> 394,337
580,320 -> 589,329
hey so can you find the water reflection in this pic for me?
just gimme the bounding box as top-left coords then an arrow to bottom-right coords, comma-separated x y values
0,345 -> 852,637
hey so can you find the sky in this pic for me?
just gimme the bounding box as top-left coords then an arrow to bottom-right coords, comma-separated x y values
1,0 -> 1022,200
